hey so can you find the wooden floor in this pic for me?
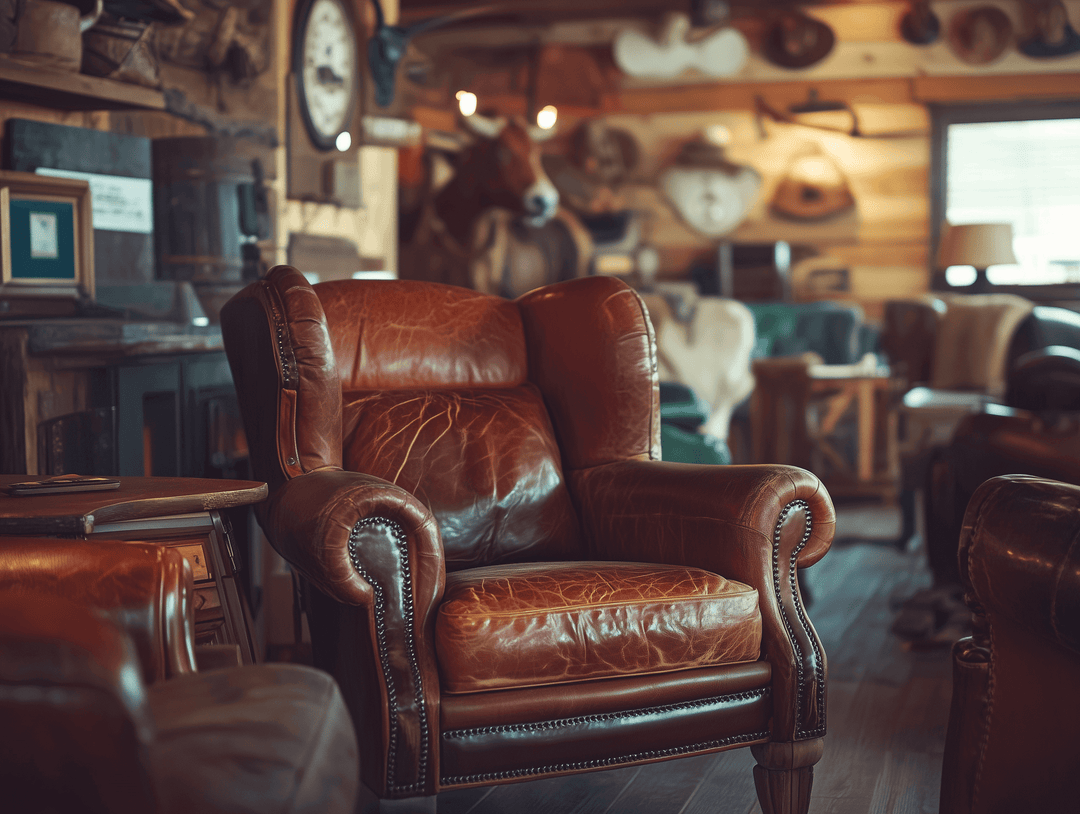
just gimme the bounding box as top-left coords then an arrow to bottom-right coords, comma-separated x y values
435,502 -> 954,814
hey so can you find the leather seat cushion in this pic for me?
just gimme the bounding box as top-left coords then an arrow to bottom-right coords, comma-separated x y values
148,663 -> 358,814
436,561 -> 761,694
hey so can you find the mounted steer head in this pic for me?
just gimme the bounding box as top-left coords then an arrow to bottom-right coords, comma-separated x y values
454,113 -> 560,228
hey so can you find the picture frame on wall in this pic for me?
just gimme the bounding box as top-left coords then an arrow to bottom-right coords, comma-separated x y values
0,170 -> 95,308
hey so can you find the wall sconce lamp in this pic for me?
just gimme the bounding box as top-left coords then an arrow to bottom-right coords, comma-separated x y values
536,105 -> 558,130
456,90 -> 478,116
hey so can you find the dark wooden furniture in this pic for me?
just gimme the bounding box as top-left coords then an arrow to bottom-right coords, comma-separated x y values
0,321 -> 239,478
222,266 -> 835,814
751,356 -> 899,500
0,475 -> 266,664
0,53 -> 166,111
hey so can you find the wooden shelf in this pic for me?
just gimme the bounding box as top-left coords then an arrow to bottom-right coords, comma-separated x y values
0,55 -> 165,111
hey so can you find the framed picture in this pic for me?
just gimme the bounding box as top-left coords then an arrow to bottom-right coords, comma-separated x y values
0,170 -> 94,303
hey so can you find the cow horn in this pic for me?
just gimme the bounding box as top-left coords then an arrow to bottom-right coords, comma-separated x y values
461,112 -> 507,140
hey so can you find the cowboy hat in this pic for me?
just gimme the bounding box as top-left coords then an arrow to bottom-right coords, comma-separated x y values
763,11 -> 835,69
947,5 -> 1013,65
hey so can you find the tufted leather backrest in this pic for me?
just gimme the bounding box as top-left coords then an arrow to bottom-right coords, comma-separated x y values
224,268 -> 660,572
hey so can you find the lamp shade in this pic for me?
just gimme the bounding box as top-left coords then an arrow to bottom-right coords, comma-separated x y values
937,222 -> 1018,269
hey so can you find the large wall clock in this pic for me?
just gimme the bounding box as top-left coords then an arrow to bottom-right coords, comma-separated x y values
288,0 -> 362,206
294,0 -> 359,150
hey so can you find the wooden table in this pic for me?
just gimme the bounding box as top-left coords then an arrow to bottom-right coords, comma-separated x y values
752,358 -> 900,499
0,476 -> 267,663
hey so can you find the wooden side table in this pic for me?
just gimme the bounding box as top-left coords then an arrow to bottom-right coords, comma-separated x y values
752,357 -> 900,500
0,476 -> 267,664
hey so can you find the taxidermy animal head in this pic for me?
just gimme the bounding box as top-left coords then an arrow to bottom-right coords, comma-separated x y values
450,113 -> 560,227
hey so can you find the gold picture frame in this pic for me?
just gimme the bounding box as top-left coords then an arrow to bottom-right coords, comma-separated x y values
0,169 -> 94,303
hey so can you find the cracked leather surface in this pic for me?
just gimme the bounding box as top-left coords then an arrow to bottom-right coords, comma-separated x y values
517,277 -> 661,468
436,561 -> 760,693
569,460 -> 833,741
318,279 -> 527,390
220,267 -> 838,797
342,386 -> 581,570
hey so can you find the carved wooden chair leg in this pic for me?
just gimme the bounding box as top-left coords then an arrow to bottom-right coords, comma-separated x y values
751,739 -> 825,814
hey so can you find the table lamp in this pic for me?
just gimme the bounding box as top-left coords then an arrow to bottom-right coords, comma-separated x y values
937,222 -> 1018,292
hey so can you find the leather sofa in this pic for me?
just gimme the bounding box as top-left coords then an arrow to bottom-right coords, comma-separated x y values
922,345 -> 1080,586
940,475 -> 1080,814
221,267 -> 836,814
0,537 -> 359,814
881,295 -> 1080,547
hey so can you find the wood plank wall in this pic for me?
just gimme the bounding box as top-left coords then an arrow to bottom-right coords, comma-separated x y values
413,1 -> 1080,319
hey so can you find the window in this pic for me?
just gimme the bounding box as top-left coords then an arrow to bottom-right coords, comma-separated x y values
932,103 -> 1080,292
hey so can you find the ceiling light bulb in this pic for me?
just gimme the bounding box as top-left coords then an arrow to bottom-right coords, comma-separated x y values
457,90 -> 477,117
537,105 -> 558,130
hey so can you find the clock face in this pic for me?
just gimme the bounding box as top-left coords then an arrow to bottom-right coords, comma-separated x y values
296,0 -> 358,151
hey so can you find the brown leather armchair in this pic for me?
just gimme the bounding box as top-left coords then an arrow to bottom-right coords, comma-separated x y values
0,537 -> 359,814
940,475 -> 1080,814
220,267 -> 836,814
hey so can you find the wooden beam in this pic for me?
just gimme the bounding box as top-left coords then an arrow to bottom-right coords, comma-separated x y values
604,77 -> 917,114
912,73 -> 1080,103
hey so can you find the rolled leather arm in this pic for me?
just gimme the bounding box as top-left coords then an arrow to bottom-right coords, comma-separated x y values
262,469 -> 445,607
959,475 -> 1080,656
568,461 -> 835,742
0,538 -> 195,683
263,468 -> 446,798
0,592 -> 159,813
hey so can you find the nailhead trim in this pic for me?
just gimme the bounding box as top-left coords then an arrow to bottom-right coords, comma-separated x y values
264,280 -> 296,389
348,517 -> 430,795
772,499 -> 825,739
443,688 -> 770,740
440,729 -> 769,787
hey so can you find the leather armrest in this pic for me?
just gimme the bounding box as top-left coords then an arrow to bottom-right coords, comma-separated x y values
0,538 -> 196,683
959,475 -> 1080,656
261,468 -> 445,609
569,461 -> 833,575
0,593 -> 159,813
261,468 -> 446,797
568,461 -> 834,742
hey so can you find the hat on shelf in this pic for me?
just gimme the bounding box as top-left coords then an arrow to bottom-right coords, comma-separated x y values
947,5 -> 1013,65
763,11 -> 836,69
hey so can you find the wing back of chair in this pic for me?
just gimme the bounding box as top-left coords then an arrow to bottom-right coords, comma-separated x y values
221,265 -> 344,498
223,267 -> 659,572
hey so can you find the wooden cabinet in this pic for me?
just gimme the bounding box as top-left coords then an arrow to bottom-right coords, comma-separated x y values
0,475 -> 266,664
0,321 -> 241,478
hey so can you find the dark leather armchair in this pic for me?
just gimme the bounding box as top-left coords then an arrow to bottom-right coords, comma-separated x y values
0,537 -> 359,814
940,475 -> 1080,814
221,267 -> 836,813
882,296 -> 1080,546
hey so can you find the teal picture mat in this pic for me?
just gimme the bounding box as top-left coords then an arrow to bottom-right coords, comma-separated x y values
9,198 -> 76,280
